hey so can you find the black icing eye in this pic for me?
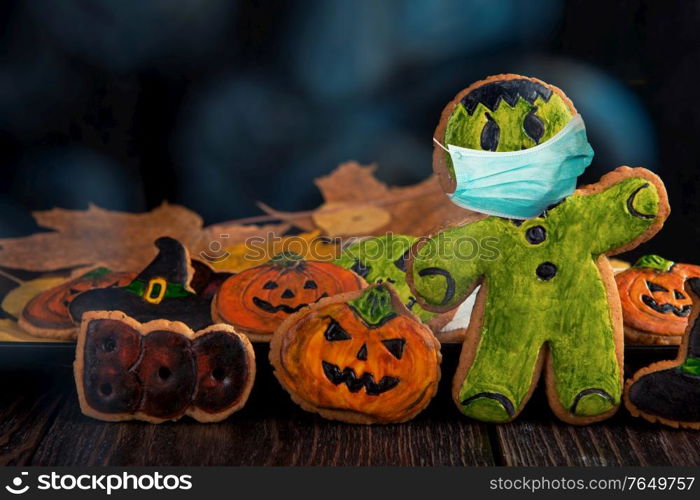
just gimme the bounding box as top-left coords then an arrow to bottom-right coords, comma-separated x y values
381,338 -> 406,359
350,258 -> 370,278
324,319 -> 351,341
647,281 -> 668,293
480,112 -> 500,151
262,280 -> 278,289
393,249 -> 410,273
523,106 -> 545,144
675,290 -> 685,300
304,280 -> 317,289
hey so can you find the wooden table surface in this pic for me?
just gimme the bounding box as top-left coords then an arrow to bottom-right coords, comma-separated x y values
0,343 -> 698,467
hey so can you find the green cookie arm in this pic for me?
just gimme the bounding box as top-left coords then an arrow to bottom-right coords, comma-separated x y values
410,218 -> 499,311
562,176 -> 661,255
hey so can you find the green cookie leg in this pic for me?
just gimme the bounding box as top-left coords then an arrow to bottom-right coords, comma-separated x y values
548,298 -> 621,419
456,313 -> 545,423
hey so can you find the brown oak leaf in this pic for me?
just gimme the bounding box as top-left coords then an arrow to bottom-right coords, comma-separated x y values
0,203 -> 287,273
259,162 -> 480,237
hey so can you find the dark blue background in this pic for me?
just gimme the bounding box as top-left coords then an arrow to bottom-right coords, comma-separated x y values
0,0 -> 697,263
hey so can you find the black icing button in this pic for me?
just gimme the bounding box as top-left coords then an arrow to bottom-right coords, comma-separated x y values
536,262 -> 557,281
525,226 -> 547,245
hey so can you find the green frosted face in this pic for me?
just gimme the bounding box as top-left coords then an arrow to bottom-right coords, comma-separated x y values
443,78 -> 574,179
334,234 -> 436,322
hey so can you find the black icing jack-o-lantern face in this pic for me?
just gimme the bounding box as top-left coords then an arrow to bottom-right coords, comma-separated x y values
215,252 -> 365,338
616,254 -> 700,337
254,275 -> 327,314
320,318 -> 404,395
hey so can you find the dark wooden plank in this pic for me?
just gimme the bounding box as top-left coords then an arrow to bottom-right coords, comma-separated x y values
31,344 -> 495,466
496,407 -> 700,466
0,370 -> 67,465
32,401 -> 494,466
21,340 -> 700,466
491,343 -> 700,466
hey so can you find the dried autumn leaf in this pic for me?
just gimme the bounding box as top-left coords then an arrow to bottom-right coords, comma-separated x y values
261,161 -> 480,237
191,221 -> 290,266
0,203 -> 288,273
313,203 -> 391,237
209,230 -> 339,272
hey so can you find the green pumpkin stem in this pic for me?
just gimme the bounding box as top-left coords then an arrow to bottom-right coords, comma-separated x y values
269,252 -> 305,268
82,266 -> 112,280
633,254 -> 674,272
348,285 -> 397,327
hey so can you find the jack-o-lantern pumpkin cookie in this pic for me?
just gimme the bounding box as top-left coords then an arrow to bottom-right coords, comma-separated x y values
270,284 -> 441,424
70,237 -> 213,331
18,267 -> 136,340
625,277 -> 700,429
616,255 -> 700,345
213,252 -> 365,342
74,311 -> 255,423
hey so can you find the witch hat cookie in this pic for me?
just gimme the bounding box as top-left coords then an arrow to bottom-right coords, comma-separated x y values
70,237 -> 213,331
625,277 -> 700,428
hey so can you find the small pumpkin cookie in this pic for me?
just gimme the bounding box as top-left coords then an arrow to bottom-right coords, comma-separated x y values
625,277 -> 700,429
270,284 -> 441,424
18,267 -> 136,340
616,255 -> 700,345
74,311 -> 255,423
213,252 -> 365,342
70,237 -> 213,331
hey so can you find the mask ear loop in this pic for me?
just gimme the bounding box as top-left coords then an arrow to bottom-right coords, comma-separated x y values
433,137 -> 450,153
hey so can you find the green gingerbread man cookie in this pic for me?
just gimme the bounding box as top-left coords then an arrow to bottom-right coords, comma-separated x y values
409,167 -> 669,424
409,74 -> 670,424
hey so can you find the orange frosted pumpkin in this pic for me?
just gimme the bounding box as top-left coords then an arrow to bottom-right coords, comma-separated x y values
616,255 -> 700,345
270,284 -> 441,424
20,267 -> 136,340
213,252 -> 365,341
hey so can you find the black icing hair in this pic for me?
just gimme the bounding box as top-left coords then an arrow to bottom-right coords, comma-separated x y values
460,78 -> 553,115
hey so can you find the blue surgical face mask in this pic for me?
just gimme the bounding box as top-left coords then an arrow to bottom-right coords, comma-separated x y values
437,114 -> 594,219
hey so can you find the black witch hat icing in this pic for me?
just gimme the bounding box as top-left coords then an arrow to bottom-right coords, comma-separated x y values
70,237 -> 213,331
625,277 -> 700,428
136,237 -> 192,284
